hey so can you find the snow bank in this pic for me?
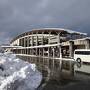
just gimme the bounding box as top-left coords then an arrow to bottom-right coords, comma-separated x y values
0,53 -> 42,90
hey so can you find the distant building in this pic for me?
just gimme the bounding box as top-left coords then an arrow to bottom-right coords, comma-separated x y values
9,28 -> 89,58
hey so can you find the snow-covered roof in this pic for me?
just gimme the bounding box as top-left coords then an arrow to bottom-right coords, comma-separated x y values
33,28 -> 87,35
11,28 -> 87,43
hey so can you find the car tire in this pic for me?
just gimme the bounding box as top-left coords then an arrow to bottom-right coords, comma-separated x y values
76,58 -> 82,68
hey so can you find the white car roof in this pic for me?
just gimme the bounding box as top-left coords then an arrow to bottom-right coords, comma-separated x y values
75,49 -> 90,51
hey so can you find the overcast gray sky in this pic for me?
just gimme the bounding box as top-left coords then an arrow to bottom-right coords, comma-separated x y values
0,0 -> 90,44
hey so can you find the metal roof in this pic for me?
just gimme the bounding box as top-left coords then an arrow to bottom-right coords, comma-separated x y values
32,28 -> 87,35
10,28 -> 87,43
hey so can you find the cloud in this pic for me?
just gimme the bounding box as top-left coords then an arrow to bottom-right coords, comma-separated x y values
0,0 -> 90,44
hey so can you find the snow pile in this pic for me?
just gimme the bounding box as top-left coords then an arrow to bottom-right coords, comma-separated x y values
0,53 -> 42,90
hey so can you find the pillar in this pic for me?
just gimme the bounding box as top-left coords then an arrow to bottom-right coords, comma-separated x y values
36,33 -> 38,56
59,45 -> 62,58
36,48 -> 37,56
69,40 -> 74,58
20,39 -> 22,46
21,49 -> 22,54
28,49 -> 29,55
85,39 -> 90,49
52,47 -> 55,68
43,48 -> 44,65
52,47 -> 55,58
48,47 -> 50,66
24,37 -> 26,47
30,49 -> 31,55
58,33 -> 62,58
27,48 -> 28,54
69,40 -> 74,77
48,32 -> 51,44
39,48 -> 41,56
42,32 -> 44,45
30,49 -> 32,55
24,49 -> 26,54
46,32 -> 51,67
32,49 -> 34,55
31,33 -> 34,46
48,47 -> 50,57
27,36 -> 29,47
36,33 -> 38,46
22,38 -> 24,47
43,48 -> 44,57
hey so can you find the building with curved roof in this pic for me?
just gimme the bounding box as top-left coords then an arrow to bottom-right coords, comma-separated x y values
9,28 -> 89,58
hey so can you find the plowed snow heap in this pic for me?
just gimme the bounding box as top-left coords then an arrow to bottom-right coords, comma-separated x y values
0,53 -> 42,90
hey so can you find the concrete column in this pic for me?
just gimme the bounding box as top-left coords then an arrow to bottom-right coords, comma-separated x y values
23,49 -> 24,54
30,49 -> 31,55
42,32 -> 44,45
21,49 -> 23,54
20,39 -> 22,46
28,49 -> 29,55
31,33 -> 34,46
43,48 -> 44,57
24,38 -> 26,47
69,40 -> 74,58
36,33 -> 38,46
47,31 -> 50,66
58,33 -> 60,43
24,49 -> 25,54
29,49 -> 30,55
17,49 -> 18,54
36,33 -> 38,56
41,48 -> 43,56
58,33 -> 62,58
22,38 -> 24,47
27,36 -> 29,47
47,47 -> 50,66
52,47 -> 55,68
48,47 -> 50,57
26,49 -> 27,54
19,39 -> 20,46
59,45 -> 62,58
31,49 -> 32,55
27,48 -> 28,54
35,48 -> 37,56
43,48 -> 44,65
21,49 -> 22,54
52,47 -> 55,58
48,32 -> 51,44
69,40 -> 74,77
39,48 -> 41,56
31,36 -> 33,46
36,49 -> 38,56
21,39 -> 23,46
85,39 -> 90,49
57,33 -> 62,74
25,49 -> 26,54
21,38 -> 23,47
31,49 -> 33,55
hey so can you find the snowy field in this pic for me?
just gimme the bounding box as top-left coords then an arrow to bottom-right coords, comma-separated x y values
0,53 -> 42,90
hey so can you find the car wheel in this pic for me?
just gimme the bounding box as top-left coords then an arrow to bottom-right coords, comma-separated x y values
76,58 -> 82,68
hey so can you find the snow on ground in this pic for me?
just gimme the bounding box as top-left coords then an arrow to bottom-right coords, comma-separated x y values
0,53 -> 42,90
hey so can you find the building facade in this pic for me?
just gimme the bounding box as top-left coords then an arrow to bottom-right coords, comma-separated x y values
10,28 -> 89,58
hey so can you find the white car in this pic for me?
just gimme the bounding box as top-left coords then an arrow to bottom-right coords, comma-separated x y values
74,49 -> 90,63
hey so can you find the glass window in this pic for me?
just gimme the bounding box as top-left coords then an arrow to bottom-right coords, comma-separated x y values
75,51 -> 90,55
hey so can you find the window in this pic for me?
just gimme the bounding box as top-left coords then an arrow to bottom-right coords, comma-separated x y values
75,51 -> 90,55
